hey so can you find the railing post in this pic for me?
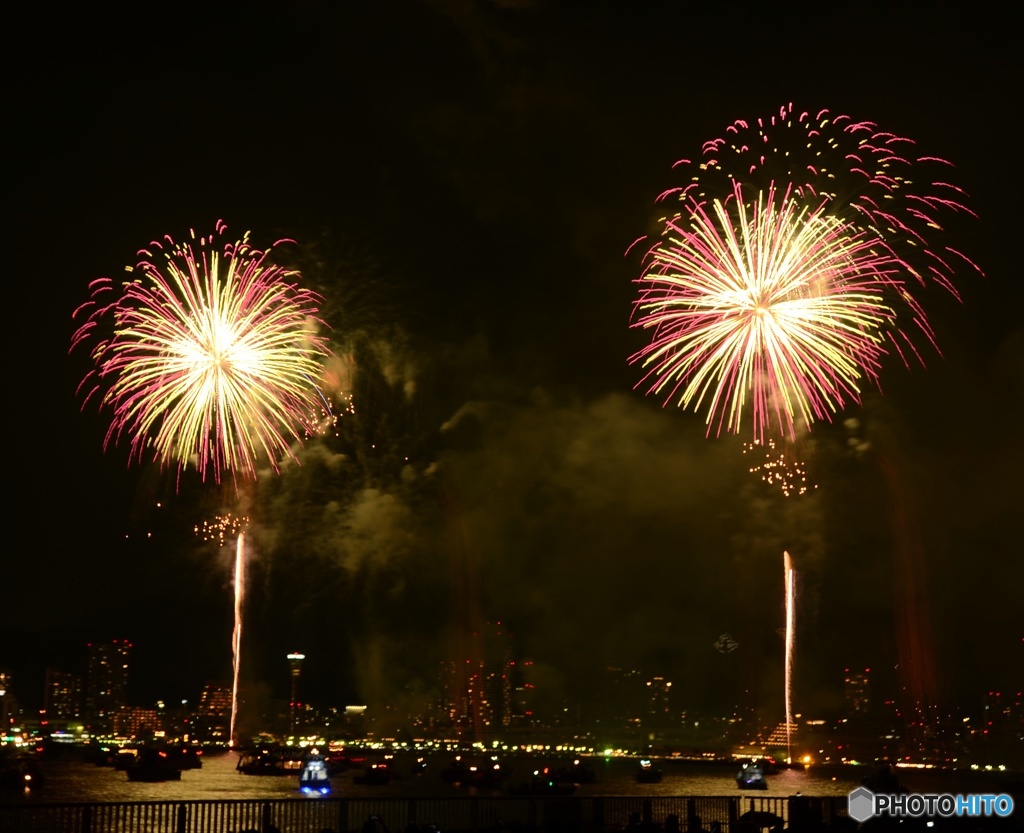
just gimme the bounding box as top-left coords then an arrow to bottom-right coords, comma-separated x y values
642,799 -> 653,828
727,798 -> 737,832
176,803 -> 187,833
81,805 -> 92,833
262,801 -> 273,832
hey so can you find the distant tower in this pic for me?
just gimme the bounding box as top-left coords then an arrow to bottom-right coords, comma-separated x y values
44,668 -> 83,721
287,653 -> 305,736
86,640 -> 132,735
0,669 -> 13,730
844,668 -> 871,716
440,621 -> 515,738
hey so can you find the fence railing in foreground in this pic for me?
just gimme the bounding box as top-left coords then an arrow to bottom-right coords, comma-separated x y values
0,794 -> 847,833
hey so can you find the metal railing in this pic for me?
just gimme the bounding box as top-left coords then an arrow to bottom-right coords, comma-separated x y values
0,795 -> 847,833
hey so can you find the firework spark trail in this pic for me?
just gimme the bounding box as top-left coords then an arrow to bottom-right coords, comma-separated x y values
71,221 -> 333,483
230,532 -> 246,748
743,438 -> 817,497
784,551 -> 796,764
195,512 -> 250,544
632,183 -> 898,441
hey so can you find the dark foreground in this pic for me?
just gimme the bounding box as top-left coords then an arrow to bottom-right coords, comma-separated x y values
1,794 -> 1020,833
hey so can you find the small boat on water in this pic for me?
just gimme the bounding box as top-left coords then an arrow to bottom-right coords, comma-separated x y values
736,759 -> 768,790
440,754 -> 508,789
125,749 -> 182,782
171,746 -> 204,770
509,767 -> 577,796
0,751 -> 43,791
237,746 -> 303,776
353,756 -> 397,785
299,749 -> 331,795
634,759 -> 663,784
550,758 -> 597,784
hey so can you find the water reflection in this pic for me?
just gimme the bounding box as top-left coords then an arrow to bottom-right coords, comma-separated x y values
7,752 -> 873,804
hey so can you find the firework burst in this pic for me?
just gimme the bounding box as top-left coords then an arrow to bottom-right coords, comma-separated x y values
72,221 -> 333,483
661,103 -> 981,361
631,182 -> 898,441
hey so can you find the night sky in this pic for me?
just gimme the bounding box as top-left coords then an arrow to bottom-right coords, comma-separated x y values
6,3 -> 1021,726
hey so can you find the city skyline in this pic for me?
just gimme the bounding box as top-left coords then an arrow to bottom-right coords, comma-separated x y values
5,2 -> 1021,755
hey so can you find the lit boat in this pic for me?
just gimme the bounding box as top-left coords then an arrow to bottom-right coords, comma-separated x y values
509,767 -> 578,796
551,758 -> 597,784
299,748 -> 331,795
237,746 -> 303,775
634,758 -> 663,783
440,754 -> 508,788
736,759 -> 768,790
125,749 -> 183,782
353,756 -> 396,785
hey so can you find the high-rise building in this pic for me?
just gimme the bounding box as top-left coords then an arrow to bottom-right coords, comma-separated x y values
440,621 -> 517,736
44,668 -> 83,721
646,676 -> 673,728
86,640 -> 132,734
844,668 -> 871,716
193,682 -> 233,743
113,706 -> 162,739
287,653 -> 305,736
0,669 -> 17,732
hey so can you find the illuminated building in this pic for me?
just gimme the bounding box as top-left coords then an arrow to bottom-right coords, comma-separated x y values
982,690 -> 1024,743
287,653 -> 305,736
603,666 -> 646,728
0,669 -> 16,731
440,621 -> 517,736
113,706 -> 161,739
646,676 -> 673,727
844,668 -> 871,716
85,640 -> 132,734
193,682 -> 233,743
44,668 -> 83,720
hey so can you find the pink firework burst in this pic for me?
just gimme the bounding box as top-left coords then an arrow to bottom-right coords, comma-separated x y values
71,220 -> 333,484
659,103 -> 982,364
631,183 -> 901,441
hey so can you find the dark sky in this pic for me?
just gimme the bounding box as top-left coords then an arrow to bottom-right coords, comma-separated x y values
5,2 -> 1021,726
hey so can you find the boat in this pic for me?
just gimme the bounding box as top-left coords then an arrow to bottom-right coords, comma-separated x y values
114,749 -> 139,770
509,767 -> 577,796
634,758 -> 663,783
299,749 -> 331,795
353,756 -> 397,785
326,747 -> 367,774
440,754 -> 509,789
170,746 -> 204,769
237,746 -> 303,776
736,759 -> 768,790
125,749 -> 183,782
0,751 -> 43,791
551,758 -> 597,784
